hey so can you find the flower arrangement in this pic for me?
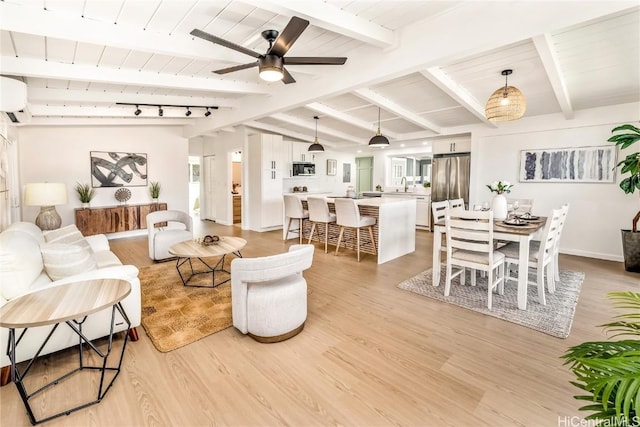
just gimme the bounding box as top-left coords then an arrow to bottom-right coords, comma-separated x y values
486,180 -> 513,194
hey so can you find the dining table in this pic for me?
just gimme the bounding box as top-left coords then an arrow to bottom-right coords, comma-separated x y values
432,216 -> 547,310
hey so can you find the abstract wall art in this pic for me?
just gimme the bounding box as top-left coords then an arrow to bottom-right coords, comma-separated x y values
91,151 -> 148,187
343,162 -> 351,183
519,146 -> 616,183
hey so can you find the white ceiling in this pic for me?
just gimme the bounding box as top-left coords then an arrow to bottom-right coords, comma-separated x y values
1,1 -> 639,152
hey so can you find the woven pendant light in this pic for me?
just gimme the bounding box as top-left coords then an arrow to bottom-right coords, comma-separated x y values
368,107 -> 390,147
485,69 -> 526,122
308,116 -> 325,152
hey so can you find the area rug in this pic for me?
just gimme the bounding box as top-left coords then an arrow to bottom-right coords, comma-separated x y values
397,264 -> 584,338
138,260 -> 233,352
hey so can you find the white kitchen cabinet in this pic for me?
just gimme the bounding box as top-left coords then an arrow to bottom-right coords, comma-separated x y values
291,141 -> 314,162
415,195 -> 430,228
248,133 -> 284,231
432,139 -> 471,154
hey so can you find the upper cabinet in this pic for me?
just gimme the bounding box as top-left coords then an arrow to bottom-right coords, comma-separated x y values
431,139 -> 471,155
291,141 -> 315,163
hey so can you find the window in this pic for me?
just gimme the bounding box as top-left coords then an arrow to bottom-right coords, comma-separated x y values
189,162 -> 200,183
387,156 -> 432,188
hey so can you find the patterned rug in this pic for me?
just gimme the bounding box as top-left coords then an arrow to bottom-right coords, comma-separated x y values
138,259 -> 233,352
397,264 -> 584,338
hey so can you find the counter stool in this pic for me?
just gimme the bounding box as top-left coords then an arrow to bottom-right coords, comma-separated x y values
307,196 -> 337,253
334,198 -> 376,262
284,194 -> 309,244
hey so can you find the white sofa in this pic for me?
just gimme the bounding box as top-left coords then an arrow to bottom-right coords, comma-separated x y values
0,222 -> 141,383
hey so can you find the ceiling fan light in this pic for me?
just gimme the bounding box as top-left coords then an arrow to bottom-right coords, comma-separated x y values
259,55 -> 284,82
259,69 -> 284,82
485,69 -> 526,122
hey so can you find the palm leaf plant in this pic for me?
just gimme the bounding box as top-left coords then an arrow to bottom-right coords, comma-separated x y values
74,182 -> 95,203
150,181 -> 161,199
563,291 -> 640,426
609,124 -> 640,232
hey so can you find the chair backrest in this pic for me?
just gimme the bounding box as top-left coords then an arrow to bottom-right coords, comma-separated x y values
334,198 -> 361,227
449,198 -> 465,211
537,208 -> 563,263
307,196 -> 332,223
284,194 -> 305,218
553,204 -> 570,252
431,200 -> 449,225
507,198 -> 534,215
147,209 -> 192,232
445,209 -> 494,260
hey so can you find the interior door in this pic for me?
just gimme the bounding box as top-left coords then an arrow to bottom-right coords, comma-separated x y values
355,157 -> 373,195
202,155 -> 217,221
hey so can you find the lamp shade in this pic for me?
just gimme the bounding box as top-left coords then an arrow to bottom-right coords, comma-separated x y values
368,107 -> 390,147
309,115 -> 325,151
485,69 -> 526,122
24,183 -> 68,206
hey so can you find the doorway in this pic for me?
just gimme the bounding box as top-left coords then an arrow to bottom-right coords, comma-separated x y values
355,157 -> 374,195
231,151 -> 242,225
188,156 -> 200,217
202,155 -> 217,221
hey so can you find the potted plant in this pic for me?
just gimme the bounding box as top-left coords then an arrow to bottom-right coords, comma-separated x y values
486,180 -> 513,220
74,182 -> 95,208
150,181 -> 161,202
608,123 -> 640,272
563,291 -> 640,426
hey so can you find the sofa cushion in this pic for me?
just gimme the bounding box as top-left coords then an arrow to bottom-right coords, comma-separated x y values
40,243 -> 97,281
0,234 -> 45,300
43,224 -> 92,252
93,250 -> 123,268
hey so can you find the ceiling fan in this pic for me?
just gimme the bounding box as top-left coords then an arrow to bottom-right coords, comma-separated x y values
191,16 -> 347,84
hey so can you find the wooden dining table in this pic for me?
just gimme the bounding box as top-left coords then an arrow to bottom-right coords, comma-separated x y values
432,217 -> 546,310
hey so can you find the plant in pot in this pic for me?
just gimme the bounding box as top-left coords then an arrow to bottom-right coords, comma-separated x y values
563,291 -> 640,426
74,182 -> 95,208
608,123 -> 640,272
150,181 -> 161,202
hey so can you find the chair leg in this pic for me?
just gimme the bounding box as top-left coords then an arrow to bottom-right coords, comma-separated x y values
299,218 -> 304,244
497,264 -> 505,295
536,265 -> 546,305
546,262 -> 556,294
285,217 -> 293,241
324,223 -> 329,253
335,226 -> 345,255
445,261 -> 452,296
308,223 -> 317,245
487,269 -> 494,310
356,227 -> 361,262
368,226 -> 376,254
554,252 -> 560,282
470,269 -> 476,287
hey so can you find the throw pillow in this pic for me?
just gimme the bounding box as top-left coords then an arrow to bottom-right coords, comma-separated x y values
43,224 -> 92,252
40,243 -> 97,281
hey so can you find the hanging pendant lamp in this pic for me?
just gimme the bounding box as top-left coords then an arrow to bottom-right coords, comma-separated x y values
368,107 -> 390,147
308,116 -> 325,152
485,69 -> 526,122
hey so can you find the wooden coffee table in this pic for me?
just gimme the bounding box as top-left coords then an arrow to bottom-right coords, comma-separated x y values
0,278 -> 131,425
168,236 -> 247,287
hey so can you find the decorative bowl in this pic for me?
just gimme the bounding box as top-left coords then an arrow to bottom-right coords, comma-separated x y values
114,187 -> 131,203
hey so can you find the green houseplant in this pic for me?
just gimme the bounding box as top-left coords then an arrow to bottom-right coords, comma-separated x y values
150,181 -> 161,200
563,291 -> 640,426
74,182 -> 95,206
608,124 -> 640,272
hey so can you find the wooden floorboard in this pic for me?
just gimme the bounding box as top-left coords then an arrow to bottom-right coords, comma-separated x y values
1,217 -> 638,426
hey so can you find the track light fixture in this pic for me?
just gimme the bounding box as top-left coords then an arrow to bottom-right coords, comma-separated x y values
158,106 -> 163,117
185,107 -> 192,117
116,103 -> 218,117
308,116 -> 325,152
134,105 -> 141,116
205,107 -> 212,117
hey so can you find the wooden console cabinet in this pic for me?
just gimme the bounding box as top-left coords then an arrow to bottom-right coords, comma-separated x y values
75,202 -> 167,236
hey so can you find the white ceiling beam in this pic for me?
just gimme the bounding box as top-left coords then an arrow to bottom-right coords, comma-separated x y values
1,57 -> 267,95
245,121 -> 316,145
354,88 -> 442,134
241,0 -> 395,48
27,87 -> 238,108
25,117 -> 190,126
305,102 -> 402,139
420,68 -> 497,128
271,113 -> 367,145
0,1 -> 249,63
28,104 -> 210,119
532,33 -> 575,120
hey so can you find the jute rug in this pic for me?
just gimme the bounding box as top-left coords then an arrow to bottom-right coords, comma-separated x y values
138,259 -> 233,352
397,264 -> 584,338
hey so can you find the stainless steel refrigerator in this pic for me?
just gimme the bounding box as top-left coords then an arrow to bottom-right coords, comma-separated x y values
431,153 -> 471,207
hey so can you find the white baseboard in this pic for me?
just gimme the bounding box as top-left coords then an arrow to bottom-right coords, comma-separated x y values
560,248 -> 623,263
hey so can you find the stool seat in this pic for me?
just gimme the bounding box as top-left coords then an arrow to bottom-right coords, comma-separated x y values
334,198 -> 377,262
307,196 -> 337,253
283,194 -> 309,244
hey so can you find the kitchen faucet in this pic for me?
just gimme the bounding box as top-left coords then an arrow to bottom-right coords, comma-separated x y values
401,176 -> 407,192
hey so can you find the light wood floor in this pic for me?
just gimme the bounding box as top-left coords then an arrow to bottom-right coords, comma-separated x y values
1,219 -> 638,426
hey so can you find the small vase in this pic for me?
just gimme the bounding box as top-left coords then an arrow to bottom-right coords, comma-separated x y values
82,202 -> 90,209
491,194 -> 508,220
152,198 -> 159,204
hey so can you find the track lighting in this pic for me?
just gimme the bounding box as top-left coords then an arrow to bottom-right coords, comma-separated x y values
116,103 -> 218,117
204,108 -> 211,117
158,106 -> 163,117
185,107 -> 192,117
134,105 -> 141,116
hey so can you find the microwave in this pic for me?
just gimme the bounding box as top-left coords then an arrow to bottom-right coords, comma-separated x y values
292,162 -> 315,176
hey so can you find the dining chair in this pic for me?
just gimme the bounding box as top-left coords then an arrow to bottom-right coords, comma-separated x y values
449,198 -> 465,211
507,198 -> 534,215
306,196 -> 337,253
444,209 -> 505,310
431,200 -> 449,225
497,208 -> 563,306
334,198 -> 376,262
283,194 -> 309,244
551,203 -> 570,290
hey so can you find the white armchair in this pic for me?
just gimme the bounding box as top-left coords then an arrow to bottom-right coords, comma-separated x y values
231,244 -> 314,342
147,210 -> 193,261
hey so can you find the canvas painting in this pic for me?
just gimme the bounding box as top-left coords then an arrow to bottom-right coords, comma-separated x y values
343,163 -> 351,183
519,146 -> 616,183
91,151 -> 148,187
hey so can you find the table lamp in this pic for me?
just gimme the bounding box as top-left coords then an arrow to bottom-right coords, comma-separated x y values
24,183 -> 68,230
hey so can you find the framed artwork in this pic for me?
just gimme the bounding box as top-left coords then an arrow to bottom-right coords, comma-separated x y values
91,151 -> 148,187
343,162 -> 351,183
519,146 -> 616,183
327,159 -> 337,176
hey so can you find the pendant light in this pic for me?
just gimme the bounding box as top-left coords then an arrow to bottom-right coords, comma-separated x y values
308,116 -> 325,152
368,107 -> 390,147
485,69 -> 526,122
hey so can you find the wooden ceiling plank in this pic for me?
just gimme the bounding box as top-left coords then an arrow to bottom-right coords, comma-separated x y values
533,33 -> 575,119
271,112 -> 366,145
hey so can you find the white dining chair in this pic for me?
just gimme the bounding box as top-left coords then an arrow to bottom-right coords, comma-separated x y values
497,208 -> 563,305
283,194 -> 309,244
551,203 -> 570,290
334,198 -> 376,262
444,209 -> 505,310
306,196 -> 337,253
449,198 -> 465,211
431,200 -> 449,225
507,198 -> 534,215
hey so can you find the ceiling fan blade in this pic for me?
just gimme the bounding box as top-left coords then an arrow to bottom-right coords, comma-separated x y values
282,67 -> 296,84
268,16 -> 309,57
285,57 -> 347,65
213,62 -> 258,75
191,29 -> 260,58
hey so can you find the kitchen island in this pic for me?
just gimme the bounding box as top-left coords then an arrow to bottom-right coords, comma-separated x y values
286,195 -> 416,264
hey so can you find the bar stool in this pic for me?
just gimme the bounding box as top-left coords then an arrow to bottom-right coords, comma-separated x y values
334,198 -> 376,262
307,196 -> 337,253
283,194 -> 309,244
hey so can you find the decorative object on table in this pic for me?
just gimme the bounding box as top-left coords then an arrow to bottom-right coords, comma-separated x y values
149,181 -> 161,202
608,123 -> 640,272
292,186 -> 300,192
198,235 -> 221,246
90,151 -> 147,187
23,182 -> 68,230
486,180 -> 512,220
375,184 -> 383,192
397,264 -> 584,338
114,187 -> 131,204
327,159 -> 337,176
73,182 -> 95,208
343,163 -> 351,183
368,107 -> 390,147
423,181 -> 431,188
563,291 -> 640,424
346,186 -> 356,198
302,186 -> 308,192
484,69 -> 526,122
519,145 -> 617,183
308,116 -> 324,152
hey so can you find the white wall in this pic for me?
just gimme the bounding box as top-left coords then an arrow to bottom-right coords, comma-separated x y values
470,102 -> 640,262
17,126 -> 189,230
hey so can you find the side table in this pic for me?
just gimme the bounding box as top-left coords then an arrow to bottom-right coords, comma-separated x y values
0,278 -> 131,425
